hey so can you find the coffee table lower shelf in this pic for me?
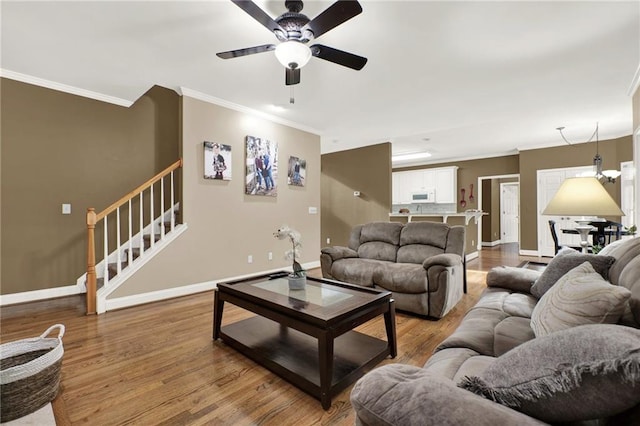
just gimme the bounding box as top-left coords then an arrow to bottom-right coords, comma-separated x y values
220,316 -> 390,406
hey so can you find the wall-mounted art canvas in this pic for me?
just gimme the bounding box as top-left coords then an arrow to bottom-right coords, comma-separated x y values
287,156 -> 306,187
204,141 -> 231,181
245,135 -> 278,196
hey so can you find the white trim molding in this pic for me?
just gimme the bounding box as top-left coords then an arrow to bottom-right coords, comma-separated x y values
104,260 -> 321,312
627,63 -> 640,97
0,69 -> 133,107
465,251 -> 479,262
482,240 -> 502,247
0,283 -> 84,306
519,249 -> 539,257
179,87 -> 322,136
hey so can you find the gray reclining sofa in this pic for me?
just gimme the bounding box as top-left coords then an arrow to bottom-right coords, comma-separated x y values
320,221 -> 465,318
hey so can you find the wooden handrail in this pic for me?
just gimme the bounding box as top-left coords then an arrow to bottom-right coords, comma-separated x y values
96,158 -> 183,221
85,158 -> 182,315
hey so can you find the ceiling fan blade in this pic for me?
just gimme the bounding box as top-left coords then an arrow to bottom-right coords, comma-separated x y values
310,44 -> 367,70
230,0 -> 285,35
216,44 -> 276,59
286,68 -> 301,86
302,0 -> 362,40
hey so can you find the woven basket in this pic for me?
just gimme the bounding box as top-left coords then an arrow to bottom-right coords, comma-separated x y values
1,324 -> 65,423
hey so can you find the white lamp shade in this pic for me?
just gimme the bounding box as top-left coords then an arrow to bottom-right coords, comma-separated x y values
275,41 -> 312,69
542,177 -> 624,217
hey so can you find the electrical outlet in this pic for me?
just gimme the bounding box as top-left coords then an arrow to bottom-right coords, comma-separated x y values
268,252 -> 273,261
247,255 -> 253,264
326,237 -> 331,244
62,203 -> 71,215
472,240 -> 475,246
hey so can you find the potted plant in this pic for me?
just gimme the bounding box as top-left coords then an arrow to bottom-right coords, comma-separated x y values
274,225 -> 306,289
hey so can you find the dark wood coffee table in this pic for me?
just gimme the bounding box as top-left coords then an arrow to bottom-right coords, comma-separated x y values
212,272 -> 397,409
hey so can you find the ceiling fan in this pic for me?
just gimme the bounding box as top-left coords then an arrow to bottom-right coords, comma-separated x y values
217,0 -> 367,85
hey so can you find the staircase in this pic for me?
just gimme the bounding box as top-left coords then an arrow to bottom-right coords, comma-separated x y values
84,159 -> 185,314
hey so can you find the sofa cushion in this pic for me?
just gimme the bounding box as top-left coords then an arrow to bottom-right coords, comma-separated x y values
486,266 -> 541,293
530,262 -> 631,337
358,241 -> 398,262
330,258 -> 389,287
436,308 -> 509,356
493,316 -> 535,357
399,221 -> 449,249
424,348 -> 484,379
530,250 -> 615,298
459,324 -> 640,423
360,222 -> 403,245
473,288 -> 538,318
599,237 -> 640,327
397,245 -> 445,264
351,365 -> 548,426
372,263 -> 427,293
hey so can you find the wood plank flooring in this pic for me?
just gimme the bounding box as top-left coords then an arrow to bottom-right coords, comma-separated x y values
0,243 -> 545,425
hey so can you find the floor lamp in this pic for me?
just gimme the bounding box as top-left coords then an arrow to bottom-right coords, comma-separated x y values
542,177 -> 624,253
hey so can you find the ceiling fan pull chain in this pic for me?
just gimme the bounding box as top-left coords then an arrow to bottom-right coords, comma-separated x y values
290,86 -> 295,104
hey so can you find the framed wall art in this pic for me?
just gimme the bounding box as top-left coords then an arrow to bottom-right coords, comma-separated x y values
245,135 -> 278,196
287,156 -> 306,187
204,141 -> 231,181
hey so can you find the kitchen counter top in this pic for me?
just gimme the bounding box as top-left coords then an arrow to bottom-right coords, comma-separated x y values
389,211 -> 488,225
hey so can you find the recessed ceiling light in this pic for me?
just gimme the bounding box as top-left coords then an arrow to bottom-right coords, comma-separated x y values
269,104 -> 286,112
392,152 -> 432,162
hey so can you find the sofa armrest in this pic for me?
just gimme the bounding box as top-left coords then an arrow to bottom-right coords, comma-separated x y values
486,266 -> 541,294
320,246 -> 359,261
422,253 -> 462,270
351,364 -> 548,426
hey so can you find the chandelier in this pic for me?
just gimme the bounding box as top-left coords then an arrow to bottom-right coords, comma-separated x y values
556,123 -> 621,184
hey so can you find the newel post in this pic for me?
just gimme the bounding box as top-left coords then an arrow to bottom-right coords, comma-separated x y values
86,208 -> 97,315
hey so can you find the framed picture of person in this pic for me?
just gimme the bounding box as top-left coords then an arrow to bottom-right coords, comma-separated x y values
204,141 -> 231,181
245,135 -> 278,196
287,156 -> 306,187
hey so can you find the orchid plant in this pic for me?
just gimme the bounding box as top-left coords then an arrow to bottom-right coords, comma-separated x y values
274,225 -> 305,277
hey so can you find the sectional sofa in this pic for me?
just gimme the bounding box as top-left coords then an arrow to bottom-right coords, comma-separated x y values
350,236 -> 640,425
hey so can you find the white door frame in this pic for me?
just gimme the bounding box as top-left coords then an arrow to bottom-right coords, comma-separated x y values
476,173 -> 520,253
634,126 -> 640,228
500,182 -> 520,244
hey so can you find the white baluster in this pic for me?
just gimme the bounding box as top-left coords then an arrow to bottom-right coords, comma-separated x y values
160,176 -> 165,238
116,207 -> 122,275
139,192 -> 144,256
104,217 -> 109,286
170,170 -> 175,232
150,184 -> 155,248
128,199 -> 133,265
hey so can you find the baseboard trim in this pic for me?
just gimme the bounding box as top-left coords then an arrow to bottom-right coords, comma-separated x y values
104,260 -> 323,312
519,249 -> 539,256
465,251 -> 479,262
482,240 -> 502,247
0,283 -> 84,306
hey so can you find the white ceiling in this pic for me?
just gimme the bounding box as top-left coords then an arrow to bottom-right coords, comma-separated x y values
2,1 -> 639,165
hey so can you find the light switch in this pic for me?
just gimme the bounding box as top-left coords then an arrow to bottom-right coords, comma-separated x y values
308,207 -> 318,214
62,203 -> 72,215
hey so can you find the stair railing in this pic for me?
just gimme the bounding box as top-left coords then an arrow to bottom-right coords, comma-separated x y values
86,158 -> 183,314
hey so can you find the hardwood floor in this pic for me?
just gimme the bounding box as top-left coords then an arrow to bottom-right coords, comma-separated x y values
0,244 -> 545,425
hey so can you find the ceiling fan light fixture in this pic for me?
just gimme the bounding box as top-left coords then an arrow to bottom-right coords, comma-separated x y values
275,40 -> 311,69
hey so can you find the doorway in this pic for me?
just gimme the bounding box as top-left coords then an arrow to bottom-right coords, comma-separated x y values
477,174 -> 520,251
500,183 -> 520,243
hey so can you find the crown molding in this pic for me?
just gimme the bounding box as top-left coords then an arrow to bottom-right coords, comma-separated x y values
0,69 -> 133,107
628,62 -> 640,97
178,87 -> 322,136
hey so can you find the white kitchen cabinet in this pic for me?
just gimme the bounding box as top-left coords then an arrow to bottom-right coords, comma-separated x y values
392,171 -> 414,204
393,166 -> 457,205
435,167 -> 457,203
